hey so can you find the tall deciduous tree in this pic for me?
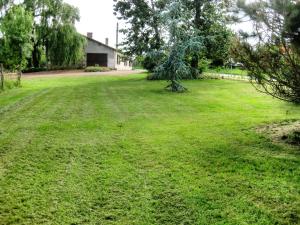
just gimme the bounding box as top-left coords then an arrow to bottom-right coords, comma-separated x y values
233,0 -> 300,103
0,0 -> 85,69
188,0 -> 233,71
113,0 -> 167,56
23,0 -> 85,68
48,24 -> 85,67
0,5 -> 33,76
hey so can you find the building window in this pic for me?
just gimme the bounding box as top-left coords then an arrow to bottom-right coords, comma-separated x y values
117,55 -> 121,65
124,60 -> 128,66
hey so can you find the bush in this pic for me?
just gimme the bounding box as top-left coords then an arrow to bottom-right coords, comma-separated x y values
4,79 -> 19,89
23,64 -> 85,73
147,58 -> 207,81
198,58 -> 212,74
22,67 -> 48,73
84,66 -> 112,72
142,50 -> 167,72
146,73 -> 163,80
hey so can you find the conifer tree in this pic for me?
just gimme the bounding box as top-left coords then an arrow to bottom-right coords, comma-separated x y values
233,0 -> 300,103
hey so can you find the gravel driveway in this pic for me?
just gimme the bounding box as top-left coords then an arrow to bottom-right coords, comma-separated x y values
23,69 -> 146,79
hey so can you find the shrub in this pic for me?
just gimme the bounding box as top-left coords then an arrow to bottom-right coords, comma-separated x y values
4,79 -> 19,89
22,67 -> 48,73
0,77 -> 20,92
142,50 -> 167,72
84,66 -> 112,72
198,58 -> 212,74
146,73 -> 163,80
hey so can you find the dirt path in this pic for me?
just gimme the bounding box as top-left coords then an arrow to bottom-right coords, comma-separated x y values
23,69 -> 146,79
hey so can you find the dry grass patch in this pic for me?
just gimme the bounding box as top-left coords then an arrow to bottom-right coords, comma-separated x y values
257,120 -> 300,146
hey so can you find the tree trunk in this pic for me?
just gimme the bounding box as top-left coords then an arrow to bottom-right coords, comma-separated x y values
17,71 -> 22,87
194,0 -> 204,30
150,0 -> 161,50
0,64 -> 4,90
191,55 -> 199,78
32,43 -> 40,68
190,0 -> 205,76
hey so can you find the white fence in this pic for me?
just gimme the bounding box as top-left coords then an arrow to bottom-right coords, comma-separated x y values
205,73 -> 251,81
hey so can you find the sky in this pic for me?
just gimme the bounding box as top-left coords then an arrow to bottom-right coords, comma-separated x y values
64,0 -> 120,48
64,0 -> 253,48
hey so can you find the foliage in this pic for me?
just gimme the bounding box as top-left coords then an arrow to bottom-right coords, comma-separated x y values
113,0 -> 167,56
142,50 -> 166,72
84,66 -> 112,72
48,24 -> 86,67
114,0 -> 233,92
0,5 -> 33,72
154,0 -> 208,91
186,0 -> 233,68
0,0 -> 85,69
155,37 -> 206,91
1,76 -> 20,90
132,55 -> 145,69
285,2 -> 300,51
198,58 -> 212,73
233,0 -> 300,104
22,67 -> 48,73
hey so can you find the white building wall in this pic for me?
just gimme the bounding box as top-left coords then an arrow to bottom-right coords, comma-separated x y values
85,38 -> 132,70
115,53 -> 133,71
85,40 -> 116,68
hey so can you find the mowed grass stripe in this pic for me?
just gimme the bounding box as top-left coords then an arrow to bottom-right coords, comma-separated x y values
0,74 -> 299,224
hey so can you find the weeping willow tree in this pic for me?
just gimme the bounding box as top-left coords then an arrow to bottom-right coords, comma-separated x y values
0,0 -> 86,69
155,0 -> 206,92
36,0 -> 86,68
48,24 -> 85,67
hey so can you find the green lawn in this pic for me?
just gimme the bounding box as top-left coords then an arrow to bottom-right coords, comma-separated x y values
0,74 -> 299,225
206,68 -> 248,76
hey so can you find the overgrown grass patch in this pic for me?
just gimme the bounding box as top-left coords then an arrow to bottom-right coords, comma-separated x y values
84,66 -> 112,72
0,74 -> 299,224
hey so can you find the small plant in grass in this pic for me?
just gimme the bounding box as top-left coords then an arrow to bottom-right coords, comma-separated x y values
84,66 -> 112,72
0,77 -> 20,92
4,79 -> 20,90
284,131 -> 300,146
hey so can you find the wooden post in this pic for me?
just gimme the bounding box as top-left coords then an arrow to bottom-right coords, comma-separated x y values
0,63 -> 4,90
116,23 -> 119,50
17,70 -> 22,87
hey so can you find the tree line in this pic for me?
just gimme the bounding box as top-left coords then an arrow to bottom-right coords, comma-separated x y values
0,0 -> 85,78
114,0 -> 300,104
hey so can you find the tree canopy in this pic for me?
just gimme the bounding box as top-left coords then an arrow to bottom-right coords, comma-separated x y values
115,0 -> 233,91
0,0 -> 85,70
113,0 -> 167,56
0,5 -> 33,71
233,0 -> 300,103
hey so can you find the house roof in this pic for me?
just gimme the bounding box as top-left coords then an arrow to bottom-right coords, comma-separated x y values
84,36 -> 117,51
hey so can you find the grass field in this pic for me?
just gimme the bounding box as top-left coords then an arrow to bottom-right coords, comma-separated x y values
0,74 -> 299,225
